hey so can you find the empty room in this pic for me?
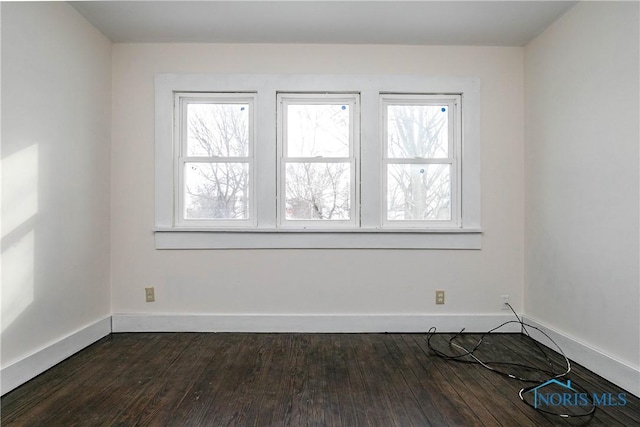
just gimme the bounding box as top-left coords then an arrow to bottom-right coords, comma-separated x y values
1,1 -> 639,425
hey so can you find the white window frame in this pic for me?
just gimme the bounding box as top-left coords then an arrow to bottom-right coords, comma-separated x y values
277,93 -> 360,228
155,74 -> 482,249
381,94 -> 461,228
174,92 -> 257,228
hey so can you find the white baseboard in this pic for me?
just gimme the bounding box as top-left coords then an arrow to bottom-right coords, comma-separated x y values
522,315 -> 640,397
111,313 -> 522,334
5,314 -> 636,399
1,316 -> 112,395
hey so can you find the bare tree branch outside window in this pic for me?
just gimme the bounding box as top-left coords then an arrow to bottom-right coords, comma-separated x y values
387,104 -> 452,221
285,103 -> 351,220
184,103 -> 250,220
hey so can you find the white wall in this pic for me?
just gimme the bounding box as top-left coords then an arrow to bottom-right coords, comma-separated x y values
1,2 -> 112,377
1,0 -> 637,397
111,44 -> 524,321
525,0 -> 639,380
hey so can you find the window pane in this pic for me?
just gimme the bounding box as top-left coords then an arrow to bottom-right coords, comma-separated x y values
287,104 -> 350,157
285,162 -> 351,220
184,162 -> 249,220
387,105 -> 448,158
187,103 -> 249,157
387,164 -> 451,221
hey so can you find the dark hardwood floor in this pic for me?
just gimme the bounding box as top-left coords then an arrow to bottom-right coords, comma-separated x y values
2,333 -> 639,426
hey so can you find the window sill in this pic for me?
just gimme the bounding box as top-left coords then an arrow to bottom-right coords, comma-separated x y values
154,228 -> 482,249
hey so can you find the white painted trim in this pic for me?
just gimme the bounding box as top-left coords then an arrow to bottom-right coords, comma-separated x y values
522,315 -> 640,397
155,73 -> 482,248
154,229 -> 482,249
112,313 -> 520,333
1,316 -> 112,395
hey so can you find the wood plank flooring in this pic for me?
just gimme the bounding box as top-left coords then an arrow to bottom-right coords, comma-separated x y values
2,333 -> 639,426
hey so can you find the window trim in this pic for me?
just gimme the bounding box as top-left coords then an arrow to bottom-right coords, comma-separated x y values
155,74 -> 482,249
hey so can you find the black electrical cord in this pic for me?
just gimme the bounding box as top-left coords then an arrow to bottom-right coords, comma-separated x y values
426,303 -> 596,419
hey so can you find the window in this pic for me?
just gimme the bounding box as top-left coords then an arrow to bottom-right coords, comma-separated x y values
382,95 -> 461,228
278,93 -> 359,227
155,74 -> 481,249
175,93 -> 256,227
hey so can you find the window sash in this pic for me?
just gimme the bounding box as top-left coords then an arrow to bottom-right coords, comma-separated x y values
383,161 -> 457,226
175,93 -> 256,227
277,93 -> 360,228
280,159 -> 357,225
381,94 -> 461,228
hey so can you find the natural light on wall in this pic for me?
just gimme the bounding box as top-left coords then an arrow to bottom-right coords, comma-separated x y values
1,144 -> 38,332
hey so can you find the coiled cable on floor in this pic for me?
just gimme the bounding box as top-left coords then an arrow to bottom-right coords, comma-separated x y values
426,304 -> 596,418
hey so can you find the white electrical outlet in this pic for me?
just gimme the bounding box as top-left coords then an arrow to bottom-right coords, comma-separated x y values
145,287 -> 155,302
501,295 -> 510,310
436,290 -> 445,305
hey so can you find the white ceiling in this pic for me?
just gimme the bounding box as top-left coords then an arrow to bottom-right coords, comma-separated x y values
70,1 -> 577,46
